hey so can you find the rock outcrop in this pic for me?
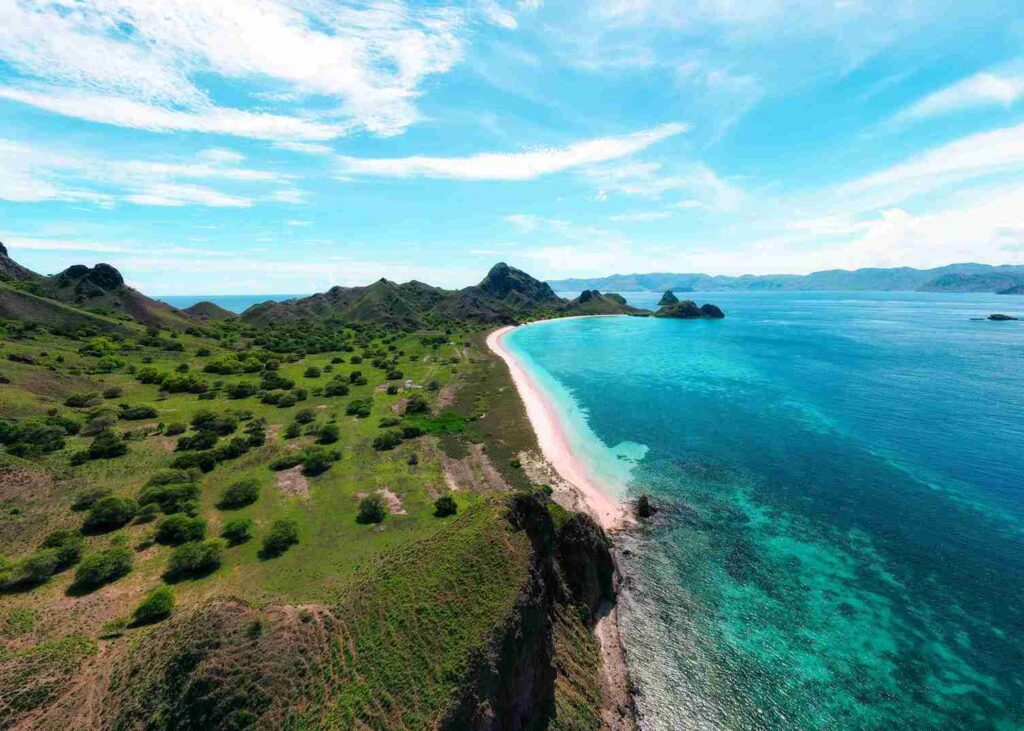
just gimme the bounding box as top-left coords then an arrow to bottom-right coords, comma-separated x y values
655,300 -> 726,319
658,290 -> 679,306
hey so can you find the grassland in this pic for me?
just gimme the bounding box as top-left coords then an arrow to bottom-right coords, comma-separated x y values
0,312 -> 615,729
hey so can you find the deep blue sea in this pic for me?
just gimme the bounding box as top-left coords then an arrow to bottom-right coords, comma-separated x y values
156,294 -> 307,313
507,292 -> 1024,730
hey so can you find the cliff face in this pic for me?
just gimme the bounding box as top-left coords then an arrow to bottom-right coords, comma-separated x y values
446,494 -> 616,730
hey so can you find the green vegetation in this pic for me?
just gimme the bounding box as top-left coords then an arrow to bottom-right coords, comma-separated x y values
82,495 -> 136,533
433,494 -> 458,517
155,513 -> 207,545
261,518 -> 299,558
217,477 -> 260,509
132,586 -> 174,625
72,546 -> 133,592
165,539 -> 223,581
356,496 -> 386,524
222,517 -> 253,545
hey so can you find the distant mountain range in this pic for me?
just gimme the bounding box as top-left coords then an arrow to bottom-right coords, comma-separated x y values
548,263 -> 1024,293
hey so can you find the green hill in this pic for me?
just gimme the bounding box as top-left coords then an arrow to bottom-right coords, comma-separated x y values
181,301 -> 236,321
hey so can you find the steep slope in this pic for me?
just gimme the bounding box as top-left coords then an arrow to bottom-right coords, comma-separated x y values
658,290 -> 679,306
919,271 -> 1024,293
0,281 -> 132,334
564,290 -> 648,316
0,241 -> 42,283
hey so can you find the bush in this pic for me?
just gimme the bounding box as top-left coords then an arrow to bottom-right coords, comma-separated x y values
160,373 -> 208,394
132,586 -> 174,625
65,392 -> 101,408
378,416 -> 401,428
3,420 -> 67,457
164,540 -> 223,581
119,405 -> 157,420
302,447 -> 339,476
73,547 -> 133,591
1,549 -> 60,589
82,429 -> 128,461
218,478 -> 260,509
164,422 -> 186,436
295,408 -> 316,424
405,393 -> 429,414
222,517 -> 253,545
304,366 -> 321,378
71,488 -> 110,511
284,422 -> 302,439
356,496 -> 386,524
191,410 -> 237,435
226,382 -> 258,399
270,453 -> 304,471
433,495 -> 458,518
346,398 -> 372,418
276,392 -> 298,408
83,496 -> 137,533
317,422 -> 339,444
261,518 -> 299,557
372,429 -> 403,451
155,513 -> 207,545
386,369 -> 404,380
40,530 -> 86,569
103,386 -> 123,399
176,431 -> 218,451
82,413 -> 117,436
169,451 -> 216,473
324,381 -> 349,397
211,436 -> 250,462
402,425 -> 424,439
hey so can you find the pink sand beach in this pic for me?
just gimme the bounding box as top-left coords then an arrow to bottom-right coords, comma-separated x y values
487,325 -> 630,531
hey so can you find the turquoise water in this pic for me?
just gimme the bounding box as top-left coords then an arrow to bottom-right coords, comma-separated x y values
505,293 -> 1024,730
156,294 -> 307,313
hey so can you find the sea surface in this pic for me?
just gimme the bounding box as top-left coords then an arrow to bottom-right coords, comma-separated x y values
506,292 -> 1024,730
156,294 -> 307,313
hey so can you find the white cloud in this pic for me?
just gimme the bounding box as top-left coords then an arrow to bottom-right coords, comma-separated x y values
478,0 -> 519,29
896,68 -> 1024,122
584,160 -> 742,211
0,138 -> 283,207
273,141 -> 335,155
0,0 -> 467,140
336,123 -> 688,180
609,210 -> 673,221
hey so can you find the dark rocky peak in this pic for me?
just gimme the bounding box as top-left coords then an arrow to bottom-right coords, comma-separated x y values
477,262 -> 560,303
655,300 -> 726,319
0,242 -> 43,282
57,263 -> 125,290
658,290 -> 679,306
577,289 -> 601,303
0,240 -> 7,257
700,303 -> 725,319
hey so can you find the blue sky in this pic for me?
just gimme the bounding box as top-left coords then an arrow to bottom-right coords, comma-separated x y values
2,0 -> 1024,294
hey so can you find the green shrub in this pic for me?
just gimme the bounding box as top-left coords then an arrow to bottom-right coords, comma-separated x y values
304,366 -> 321,378
169,451 -> 216,472
4,420 -> 67,457
132,586 -> 174,625
102,386 -> 123,399
218,478 -> 260,509
226,382 -> 257,399
372,430 -> 403,451
295,408 -> 316,424
65,392 -> 101,408
317,422 -> 339,444
1,549 -> 60,589
261,518 -> 299,557
269,453 -> 304,471
155,514 -> 207,545
40,530 -> 86,569
71,488 -> 110,511
302,447 -> 339,476
346,398 -> 372,418
324,381 -> 349,397
73,546 -> 133,591
191,410 -> 237,435
83,430 -> 128,460
164,540 -> 223,581
119,405 -> 158,420
222,517 -> 253,545
433,495 -> 458,518
356,496 -> 386,524
83,496 -> 137,533
164,422 -> 186,436
405,393 -> 429,414
284,422 -> 302,439
160,373 -> 208,394
175,431 -> 218,451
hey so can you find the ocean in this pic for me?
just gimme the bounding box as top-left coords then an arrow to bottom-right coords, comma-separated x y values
156,294 -> 308,313
506,292 -> 1024,730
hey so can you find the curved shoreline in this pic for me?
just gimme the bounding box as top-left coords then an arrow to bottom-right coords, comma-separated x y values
486,323 -> 631,531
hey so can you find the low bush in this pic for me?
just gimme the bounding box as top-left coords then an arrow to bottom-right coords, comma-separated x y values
356,496 -> 386,524
433,495 -> 458,517
218,478 -> 260,509
72,547 -> 133,591
176,431 -> 219,452
317,422 -> 340,444
372,429 -> 403,451
164,422 -> 186,436
261,518 -> 299,557
164,539 -> 224,581
83,495 -> 137,533
132,586 -> 174,625
222,517 -> 253,545
155,513 -> 207,545
40,530 -> 86,569
119,405 -> 158,420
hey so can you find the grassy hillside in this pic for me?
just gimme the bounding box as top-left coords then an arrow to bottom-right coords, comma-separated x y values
0,305 -> 615,728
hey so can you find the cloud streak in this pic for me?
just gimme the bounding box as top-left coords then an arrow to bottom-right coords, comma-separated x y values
336,123 -> 688,180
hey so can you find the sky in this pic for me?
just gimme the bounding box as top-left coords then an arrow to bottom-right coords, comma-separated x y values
2,0 -> 1024,294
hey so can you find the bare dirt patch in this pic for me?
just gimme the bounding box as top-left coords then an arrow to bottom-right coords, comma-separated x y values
518,449 -> 592,516
148,436 -> 176,453
439,443 -> 509,493
267,423 -> 283,440
275,466 -> 309,499
376,487 -> 406,515
390,397 -> 407,415
436,382 -> 458,409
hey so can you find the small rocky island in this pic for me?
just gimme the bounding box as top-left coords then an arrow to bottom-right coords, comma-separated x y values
655,300 -> 725,319
987,313 -> 1020,321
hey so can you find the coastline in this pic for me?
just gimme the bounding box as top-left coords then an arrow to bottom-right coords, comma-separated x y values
486,323 -> 632,531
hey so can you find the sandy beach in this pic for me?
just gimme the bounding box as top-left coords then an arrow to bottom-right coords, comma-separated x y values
487,324 -> 631,531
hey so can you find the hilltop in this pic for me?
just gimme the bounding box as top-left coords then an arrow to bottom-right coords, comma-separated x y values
243,262 -> 643,328
548,262 -> 1024,293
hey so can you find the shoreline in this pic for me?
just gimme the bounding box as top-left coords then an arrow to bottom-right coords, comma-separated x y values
486,322 -> 631,531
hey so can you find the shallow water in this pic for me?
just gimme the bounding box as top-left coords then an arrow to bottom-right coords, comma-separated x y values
505,292 -> 1024,730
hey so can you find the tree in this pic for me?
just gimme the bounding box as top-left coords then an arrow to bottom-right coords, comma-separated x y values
317,422 -> 339,444
83,496 -> 137,533
165,540 -> 224,581
372,430 -> 403,451
261,518 -> 299,557
72,547 -> 133,591
433,495 -> 457,518
155,514 -> 207,545
405,393 -> 429,414
84,430 -> 128,460
132,586 -> 174,625
218,478 -> 260,509
357,496 -> 386,524
295,408 -> 316,424
304,366 -> 321,378
222,517 -> 253,545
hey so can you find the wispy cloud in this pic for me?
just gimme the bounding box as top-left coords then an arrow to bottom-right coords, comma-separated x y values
336,123 -> 687,180
583,160 -> 742,211
609,210 -> 673,222
0,0 -> 467,140
895,66 -> 1024,122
